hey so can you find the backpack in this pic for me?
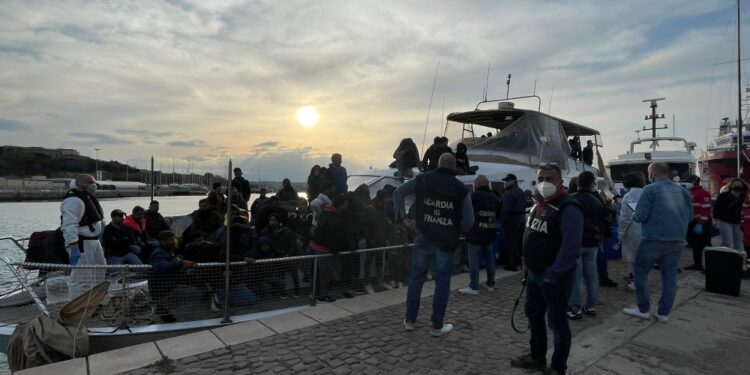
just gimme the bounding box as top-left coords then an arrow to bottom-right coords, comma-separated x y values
24,229 -> 68,268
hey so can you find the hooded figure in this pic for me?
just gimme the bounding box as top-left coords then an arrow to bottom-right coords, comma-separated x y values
391,138 -> 421,178
60,174 -> 107,298
454,143 -> 477,175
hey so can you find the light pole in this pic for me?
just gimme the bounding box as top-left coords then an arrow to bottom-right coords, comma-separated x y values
94,148 -> 100,180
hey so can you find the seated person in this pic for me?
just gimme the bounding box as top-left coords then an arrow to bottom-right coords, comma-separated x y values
247,236 -> 286,299
207,182 -> 226,213
390,137 -> 421,178
189,198 -> 224,238
255,196 -> 288,233
102,209 -> 142,265
148,230 -> 199,323
259,213 -> 299,297
145,200 -> 170,239
455,143 -> 478,175
210,222 -> 257,309
123,205 -> 149,248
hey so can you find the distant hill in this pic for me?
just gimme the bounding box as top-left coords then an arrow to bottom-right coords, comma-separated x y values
0,145 -> 225,185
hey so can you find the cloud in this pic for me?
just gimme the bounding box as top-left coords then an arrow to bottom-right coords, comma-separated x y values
0,118 -> 26,131
69,132 -> 134,144
236,146 -> 366,182
254,141 -> 280,148
0,0 -> 739,175
166,139 -> 207,147
117,129 -> 174,137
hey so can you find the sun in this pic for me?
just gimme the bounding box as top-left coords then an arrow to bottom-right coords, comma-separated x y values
295,106 -> 320,128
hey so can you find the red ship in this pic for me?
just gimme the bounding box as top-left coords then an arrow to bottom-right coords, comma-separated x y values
699,117 -> 750,196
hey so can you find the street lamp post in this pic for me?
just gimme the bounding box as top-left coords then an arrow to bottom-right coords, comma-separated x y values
94,148 -> 100,180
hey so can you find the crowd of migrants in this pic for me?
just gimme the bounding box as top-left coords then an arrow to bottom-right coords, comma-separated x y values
57,138 -> 749,359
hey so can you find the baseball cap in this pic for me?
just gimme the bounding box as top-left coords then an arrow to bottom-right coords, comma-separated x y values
110,209 -> 126,217
502,173 -> 517,182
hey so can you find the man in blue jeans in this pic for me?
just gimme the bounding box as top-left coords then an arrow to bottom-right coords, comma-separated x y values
568,171 -> 607,319
459,175 -> 501,296
394,153 -> 474,337
511,163 -> 583,375
623,162 -> 692,323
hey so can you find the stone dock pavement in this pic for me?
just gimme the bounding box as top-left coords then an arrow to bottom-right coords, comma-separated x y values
16,251 -> 750,375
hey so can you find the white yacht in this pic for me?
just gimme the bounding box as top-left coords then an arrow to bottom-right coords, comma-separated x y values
348,97 -> 603,194
605,100 -> 697,192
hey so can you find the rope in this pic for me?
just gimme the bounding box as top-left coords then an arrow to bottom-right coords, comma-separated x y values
510,271 -> 529,334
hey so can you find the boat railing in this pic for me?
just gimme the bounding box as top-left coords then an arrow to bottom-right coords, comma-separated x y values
0,239 -> 435,330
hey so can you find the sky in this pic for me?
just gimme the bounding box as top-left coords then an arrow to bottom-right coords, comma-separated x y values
0,0 -> 748,181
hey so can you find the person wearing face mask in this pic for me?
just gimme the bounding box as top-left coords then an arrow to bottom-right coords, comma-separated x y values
511,163 -> 582,375
623,162 -> 692,323
713,178 -> 746,250
60,174 -> 107,297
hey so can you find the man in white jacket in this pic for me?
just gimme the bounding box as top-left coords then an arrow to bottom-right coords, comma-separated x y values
61,174 -> 107,298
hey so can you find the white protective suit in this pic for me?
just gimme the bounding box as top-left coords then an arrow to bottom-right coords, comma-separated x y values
60,190 -> 107,299
617,187 -> 643,263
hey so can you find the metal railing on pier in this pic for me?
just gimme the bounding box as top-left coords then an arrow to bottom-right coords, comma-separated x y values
0,238 -> 474,330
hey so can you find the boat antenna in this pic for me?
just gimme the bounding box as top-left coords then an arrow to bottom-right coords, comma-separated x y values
505,73 -> 512,99
547,87 -> 555,114
672,113 -> 676,137
420,61 -> 440,156
533,79 -> 537,96
737,0 -> 743,178
484,60 -> 491,101
642,97 -> 667,138
635,129 -> 641,140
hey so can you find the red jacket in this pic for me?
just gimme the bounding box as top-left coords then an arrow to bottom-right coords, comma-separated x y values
123,215 -> 147,234
689,186 -> 712,223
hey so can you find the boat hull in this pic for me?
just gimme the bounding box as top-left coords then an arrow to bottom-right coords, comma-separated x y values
0,305 -> 307,356
698,149 -> 750,195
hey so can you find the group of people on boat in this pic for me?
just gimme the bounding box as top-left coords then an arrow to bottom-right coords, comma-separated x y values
568,136 -> 594,166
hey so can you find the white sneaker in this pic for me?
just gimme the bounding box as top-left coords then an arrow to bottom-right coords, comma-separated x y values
622,306 -> 651,320
382,281 -> 395,290
458,287 -> 479,295
655,313 -> 669,323
365,284 -> 375,295
480,281 -> 495,292
397,282 -> 405,289
403,319 -> 415,331
430,323 -> 454,337
627,281 -> 635,291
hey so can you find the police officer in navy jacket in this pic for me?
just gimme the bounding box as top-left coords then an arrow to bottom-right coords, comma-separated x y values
394,153 -> 474,337
511,163 -> 583,375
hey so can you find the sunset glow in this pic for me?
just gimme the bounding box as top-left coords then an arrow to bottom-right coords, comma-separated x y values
296,106 -> 320,128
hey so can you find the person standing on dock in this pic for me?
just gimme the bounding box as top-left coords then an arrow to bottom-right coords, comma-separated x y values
623,162 -> 691,323
60,174 -> 107,297
395,153 -> 474,337
685,176 -> 712,271
458,174 -> 500,296
511,163 -> 583,375
232,167 -> 251,203
499,173 -> 526,272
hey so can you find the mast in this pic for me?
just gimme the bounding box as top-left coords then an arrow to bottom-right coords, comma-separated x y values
642,98 -> 667,144
737,0 -> 743,177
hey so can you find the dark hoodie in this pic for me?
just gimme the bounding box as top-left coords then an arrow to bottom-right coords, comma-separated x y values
190,208 -> 224,238
455,143 -> 473,175
310,204 -> 347,253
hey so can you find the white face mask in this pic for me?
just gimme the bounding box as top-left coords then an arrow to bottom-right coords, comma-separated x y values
86,183 -> 97,194
536,181 -> 557,199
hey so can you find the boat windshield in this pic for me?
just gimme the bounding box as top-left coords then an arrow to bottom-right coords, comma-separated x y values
610,162 -> 692,182
451,112 -> 573,167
